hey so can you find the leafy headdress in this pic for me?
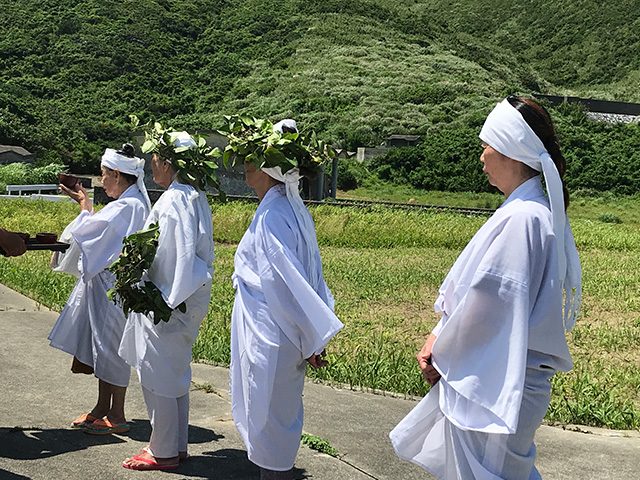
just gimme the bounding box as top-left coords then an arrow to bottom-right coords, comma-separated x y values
130,115 -> 220,192
218,115 -> 334,178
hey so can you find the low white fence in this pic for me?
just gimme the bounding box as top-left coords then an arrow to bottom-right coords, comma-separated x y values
5,184 -> 59,195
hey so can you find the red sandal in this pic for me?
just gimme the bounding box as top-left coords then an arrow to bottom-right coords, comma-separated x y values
122,453 -> 179,471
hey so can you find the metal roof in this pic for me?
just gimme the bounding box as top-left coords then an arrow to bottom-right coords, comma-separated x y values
0,145 -> 32,156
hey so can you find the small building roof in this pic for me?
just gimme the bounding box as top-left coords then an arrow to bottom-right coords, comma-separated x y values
0,145 -> 32,156
386,134 -> 421,141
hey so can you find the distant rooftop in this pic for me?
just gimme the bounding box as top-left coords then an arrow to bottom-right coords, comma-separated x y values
0,145 -> 32,156
386,134 -> 421,142
534,94 -> 640,116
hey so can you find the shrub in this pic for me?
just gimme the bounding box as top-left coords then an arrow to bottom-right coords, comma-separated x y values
371,147 -> 425,186
598,213 -> 623,224
336,159 -> 370,191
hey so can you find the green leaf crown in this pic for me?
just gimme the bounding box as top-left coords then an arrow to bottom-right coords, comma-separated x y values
217,115 -> 335,178
130,115 -> 221,191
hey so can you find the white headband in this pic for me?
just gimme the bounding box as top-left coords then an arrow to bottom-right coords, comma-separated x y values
101,148 -> 151,211
167,131 -> 197,149
263,165 -> 322,291
479,98 -> 581,329
273,119 -> 298,133
263,120 -> 321,290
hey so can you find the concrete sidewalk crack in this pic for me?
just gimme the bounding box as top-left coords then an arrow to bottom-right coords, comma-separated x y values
336,457 -> 380,480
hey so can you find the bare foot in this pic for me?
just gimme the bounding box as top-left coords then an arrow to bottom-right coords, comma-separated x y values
88,409 -> 109,419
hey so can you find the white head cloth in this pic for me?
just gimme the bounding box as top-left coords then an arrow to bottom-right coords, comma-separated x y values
161,131 -> 198,186
168,131 -> 197,149
263,119 -> 322,291
479,98 -> 581,329
273,119 -> 298,133
101,148 -> 151,211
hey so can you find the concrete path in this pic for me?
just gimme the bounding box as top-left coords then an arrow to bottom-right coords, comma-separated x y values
1,284 -> 639,479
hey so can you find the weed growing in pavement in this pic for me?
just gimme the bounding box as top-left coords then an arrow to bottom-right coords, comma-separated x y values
301,433 -> 339,457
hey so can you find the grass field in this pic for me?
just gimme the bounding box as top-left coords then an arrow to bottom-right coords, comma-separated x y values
1,194 -> 639,430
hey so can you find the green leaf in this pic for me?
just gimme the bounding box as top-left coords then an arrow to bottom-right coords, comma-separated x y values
222,149 -> 233,167
129,115 -> 140,129
264,145 -> 287,165
141,140 -> 156,153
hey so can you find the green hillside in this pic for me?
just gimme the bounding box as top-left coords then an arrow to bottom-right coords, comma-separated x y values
424,0 -> 640,100
1,0 -> 638,188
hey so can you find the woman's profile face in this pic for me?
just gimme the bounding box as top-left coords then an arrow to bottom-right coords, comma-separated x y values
480,143 -> 530,195
101,167 -> 122,199
244,161 -> 262,190
480,143 -> 512,192
151,153 -> 173,188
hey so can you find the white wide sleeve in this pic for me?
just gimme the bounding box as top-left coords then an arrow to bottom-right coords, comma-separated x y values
256,215 -> 343,359
431,215 -> 543,434
148,197 -> 212,309
71,202 -> 139,282
51,210 -> 92,277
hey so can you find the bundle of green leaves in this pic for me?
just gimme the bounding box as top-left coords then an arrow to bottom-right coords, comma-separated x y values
218,115 -> 335,178
131,115 -> 220,192
107,223 -> 185,325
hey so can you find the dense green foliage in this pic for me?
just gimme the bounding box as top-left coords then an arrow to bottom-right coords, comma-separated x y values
2,197 -> 640,429
371,104 -> 640,195
425,0 -> 640,99
1,0 -> 638,194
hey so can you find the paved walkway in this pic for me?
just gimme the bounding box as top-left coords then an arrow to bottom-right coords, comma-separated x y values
1,284 -> 639,479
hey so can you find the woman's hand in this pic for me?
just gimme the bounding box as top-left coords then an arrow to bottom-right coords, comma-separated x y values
60,184 -> 92,212
417,334 -> 441,386
307,350 -> 328,369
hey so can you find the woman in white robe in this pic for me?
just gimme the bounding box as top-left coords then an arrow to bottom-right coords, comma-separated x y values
49,144 -> 150,434
390,96 -> 582,479
231,119 -> 344,480
119,132 -> 214,471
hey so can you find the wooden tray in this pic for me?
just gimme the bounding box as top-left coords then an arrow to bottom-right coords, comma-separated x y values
26,241 -> 70,252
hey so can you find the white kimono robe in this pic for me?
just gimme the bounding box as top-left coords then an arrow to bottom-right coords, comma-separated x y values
391,177 -> 576,479
118,181 -> 214,398
231,184 -> 344,471
48,185 -> 149,387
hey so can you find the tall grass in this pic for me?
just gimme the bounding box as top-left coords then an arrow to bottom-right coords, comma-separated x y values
2,197 -> 640,429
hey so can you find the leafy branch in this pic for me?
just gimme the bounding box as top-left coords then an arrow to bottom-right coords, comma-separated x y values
108,223 -> 186,325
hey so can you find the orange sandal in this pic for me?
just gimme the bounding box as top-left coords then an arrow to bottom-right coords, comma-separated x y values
84,417 -> 130,435
71,413 -> 99,429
